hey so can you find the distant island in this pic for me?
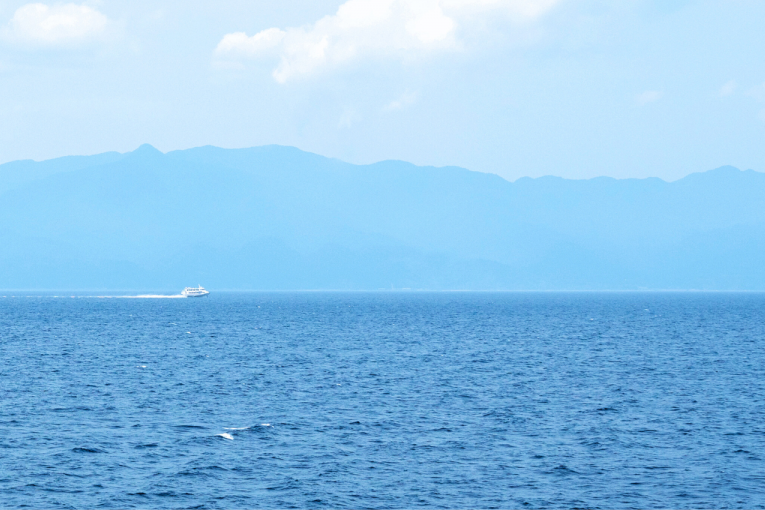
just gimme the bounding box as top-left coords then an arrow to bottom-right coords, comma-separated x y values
1,144 -> 763,290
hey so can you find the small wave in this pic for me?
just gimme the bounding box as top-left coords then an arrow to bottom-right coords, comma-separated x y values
177,470 -> 214,478
551,464 -> 578,475
217,433 -> 234,440
155,491 -> 181,498
72,447 -> 105,453
222,424 -> 271,433
180,465 -> 229,475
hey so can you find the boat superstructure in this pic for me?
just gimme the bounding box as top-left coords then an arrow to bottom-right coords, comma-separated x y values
182,286 -> 209,297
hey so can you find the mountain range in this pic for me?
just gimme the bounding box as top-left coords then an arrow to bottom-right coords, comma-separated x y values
1,144 -> 763,290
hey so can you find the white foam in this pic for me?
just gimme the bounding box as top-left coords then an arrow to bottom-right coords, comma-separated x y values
217,433 -> 234,440
0,294 -> 185,299
120,294 -> 186,299
77,294 -> 189,299
261,423 -> 271,427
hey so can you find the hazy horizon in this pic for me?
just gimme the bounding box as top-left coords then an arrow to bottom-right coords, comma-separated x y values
2,144 -> 763,291
4,142 -> 759,184
2,0 -> 765,181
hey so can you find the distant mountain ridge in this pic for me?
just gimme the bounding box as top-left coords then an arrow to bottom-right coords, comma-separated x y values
1,144 -> 763,290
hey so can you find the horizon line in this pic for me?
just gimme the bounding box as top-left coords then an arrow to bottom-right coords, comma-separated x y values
0,143 -> 757,184
2,289 -> 765,294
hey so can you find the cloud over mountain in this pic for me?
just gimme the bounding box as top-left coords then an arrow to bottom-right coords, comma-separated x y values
214,0 -> 562,83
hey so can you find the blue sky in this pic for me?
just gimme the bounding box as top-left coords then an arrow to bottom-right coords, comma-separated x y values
0,0 -> 763,180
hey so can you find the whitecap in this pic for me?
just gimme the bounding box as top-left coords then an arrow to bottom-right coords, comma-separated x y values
217,433 -> 234,440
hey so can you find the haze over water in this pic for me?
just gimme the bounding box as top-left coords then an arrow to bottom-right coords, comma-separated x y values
1,292 -> 763,508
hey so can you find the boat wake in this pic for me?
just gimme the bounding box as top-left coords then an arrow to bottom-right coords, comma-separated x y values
109,294 -> 187,299
1,294 -> 188,299
2,289 -> 205,298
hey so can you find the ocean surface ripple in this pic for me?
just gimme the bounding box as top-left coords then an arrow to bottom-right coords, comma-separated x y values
1,292 -> 764,508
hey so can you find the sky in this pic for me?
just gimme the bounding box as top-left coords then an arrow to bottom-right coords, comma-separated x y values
0,0 -> 764,181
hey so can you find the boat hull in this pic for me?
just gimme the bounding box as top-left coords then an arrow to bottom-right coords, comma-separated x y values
183,291 -> 209,298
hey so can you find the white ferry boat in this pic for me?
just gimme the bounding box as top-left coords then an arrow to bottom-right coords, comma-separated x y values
182,286 -> 209,298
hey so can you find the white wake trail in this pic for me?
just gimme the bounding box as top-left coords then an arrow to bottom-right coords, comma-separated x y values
113,294 -> 187,299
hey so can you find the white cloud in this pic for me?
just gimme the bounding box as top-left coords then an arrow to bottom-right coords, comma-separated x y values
215,28 -> 286,57
383,90 -> 417,111
719,80 -> 736,97
2,3 -> 109,47
746,83 -> 765,122
747,82 -> 765,103
636,90 -> 662,105
214,0 -> 562,83
338,107 -> 361,128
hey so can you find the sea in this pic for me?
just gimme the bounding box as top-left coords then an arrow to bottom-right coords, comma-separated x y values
1,291 -> 764,509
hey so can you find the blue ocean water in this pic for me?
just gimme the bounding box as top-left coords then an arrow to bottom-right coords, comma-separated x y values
1,292 -> 764,509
